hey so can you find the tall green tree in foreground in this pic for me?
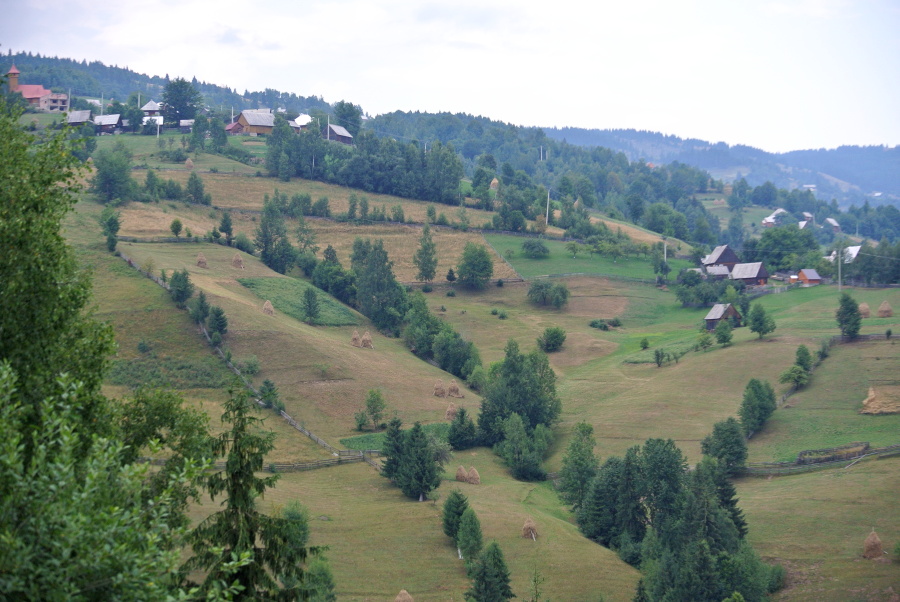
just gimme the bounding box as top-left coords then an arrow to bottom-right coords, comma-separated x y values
256,195 -> 295,274
835,292 -> 861,339
701,417 -> 747,476
748,303 -> 776,339
465,542 -> 515,602
185,384 -> 320,599
457,242 -> 494,290
558,421 -> 599,508
162,77 -> 203,123
457,507 -> 484,567
413,223 -> 438,282
442,490 -> 470,559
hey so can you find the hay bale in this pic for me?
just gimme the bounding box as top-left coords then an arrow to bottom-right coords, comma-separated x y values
232,253 -> 245,269
262,300 -> 275,316
350,330 -> 361,347
859,302 -> 871,318
455,466 -> 468,483
522,517 -> 538,540
433,380 -> 446,398
863,529 -> 883,559
196,252 -> 208,268
878,300 -> 893,318
395,590 -> 414,602
361,331 -> 374,349
448,380 -> 464,398
466,467 -> 480,485
185,157 -> 194,169
445,402 -> 458,421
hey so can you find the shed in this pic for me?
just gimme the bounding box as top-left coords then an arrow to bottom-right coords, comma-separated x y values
705,303 -> 741,330
325,123 -> 353,145
701,245 -> 740,269
730,262 -> 769,285
66,110 -> 92,126
179,119 -> 195,133
93,113 -> 122,133
797,268 -> 821,286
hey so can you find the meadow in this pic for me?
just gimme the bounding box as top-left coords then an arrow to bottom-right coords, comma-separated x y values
67,153 -> 900,599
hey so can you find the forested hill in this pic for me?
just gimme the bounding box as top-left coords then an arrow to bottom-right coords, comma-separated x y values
0,51 -> 331,115
543,127 -> 900,207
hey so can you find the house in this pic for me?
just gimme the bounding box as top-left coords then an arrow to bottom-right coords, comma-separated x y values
141,100 -> 161,116
797,269 -> 822,286
93,114 -> 122,133
66,110 -> 92,126
325,123 -> 353,145
798,220 -> 809,230
236,110 -> 275,135
826,245 -> 861,264
802,211 -> 814,221
142,115 -> 164,127
761,208 -> 787,228
292,113 -> 312,130
825,217 -> 841,232
705,303 -> 741,330
705,265 -> 731,280
730,262 -> 769,285
701,245 -> 740,270
179,119 -> 195,133
225,121 -> 243,134
5,64 -> 68,112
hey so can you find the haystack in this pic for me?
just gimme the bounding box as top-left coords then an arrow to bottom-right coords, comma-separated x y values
361,331 -> 374,349
445,402 -> 458,421
522,517 -> 538,540
433,380 -> 446,398
448,380 -> 464,398
350,330 -> 361,347
455,466 -> 468,483
863,529 -> 883,559
395,590 -> 414,602
196,252 -> 208,268
878,300 -> 893,318
232,254 -> 245,269
262,300 -> 275,316
466,467 -> 480,485
859,302 -> 871,318
185,157 -> 194,169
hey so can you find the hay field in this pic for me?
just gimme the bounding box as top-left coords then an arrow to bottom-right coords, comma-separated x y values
187,455 -> 640,601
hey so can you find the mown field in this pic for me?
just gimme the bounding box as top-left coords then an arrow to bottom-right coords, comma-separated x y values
68,157 -> 900,600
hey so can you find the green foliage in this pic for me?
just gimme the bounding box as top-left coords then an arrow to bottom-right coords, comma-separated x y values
168,268 -> 194,307
258,379 -> 280,410
442,490 -> 470,541
189,289 -> 210,325
255,194 -> 295,274
558,422 -> 599,508
521,238 -> 550,258
457,507 -> 483,565
465,541 -> 515,602
495,413 -> 552,481
353,238 -> 409,335
170,218 -> 183,237
779,365 -> 810,389
432,326 -> 482,381
98,206 -> 121,252
748,304 -> 775,339
697,332 -> 713,351
795,344 -> 812,372
302,286 -> 321,324
413,223 -> 438,282
395,422 -> 442,501
185,385 -> 320,599
365,389 -> 387,430
238,278 -> 358,326
739,379 -> 777,436
185,171 -> 211,205
701,417 -> 748,475
162,77 -> 203,123
527,280 -> 570,308
354,411 -> 368,432
207,306 -> 228,337
715,319 -> 733,346
239,355 -> 260,376
640,337 -> 650,350
457,242 -> 494,290
90,144 -> 134,203
107,356 -> 228,389
448,407 -> 479,450
446,268 -> 457,282
537,326 -> 567,352
835,292 -> 861,339
653,348 -> 666,367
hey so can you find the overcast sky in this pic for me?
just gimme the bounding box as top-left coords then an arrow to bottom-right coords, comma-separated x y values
3,0 -> 898,153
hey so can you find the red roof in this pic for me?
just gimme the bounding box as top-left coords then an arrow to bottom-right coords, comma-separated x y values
7,64 -> 20,75
15,84 -> 52,99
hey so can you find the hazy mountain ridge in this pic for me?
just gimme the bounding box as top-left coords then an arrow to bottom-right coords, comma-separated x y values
543,127 -> 900,207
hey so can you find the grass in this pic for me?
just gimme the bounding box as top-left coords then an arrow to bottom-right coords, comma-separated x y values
237,277 -> 359,326
107,356 -> 229,389
340,422 -> 449,450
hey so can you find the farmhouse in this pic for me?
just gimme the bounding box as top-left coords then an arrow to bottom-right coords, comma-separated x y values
66,109 -> 92,126
93,113 -> 122,133
730,262 -> 769,285
705,265 -> 731,280
236,110 -> 276,135
761,208 -> 788,228
798,268 -> 822,286
701,245 -> 740,270
825,217 -> 841,232
141,100 -> 161,116
704,303 -> 741,330
5,64 -> 69,112
325,123 -> 353,145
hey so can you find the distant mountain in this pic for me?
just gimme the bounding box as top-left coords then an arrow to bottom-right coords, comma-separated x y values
543,127 -> 900,208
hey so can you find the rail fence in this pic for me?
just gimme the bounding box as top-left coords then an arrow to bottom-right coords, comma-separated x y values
743,443 -> 900,476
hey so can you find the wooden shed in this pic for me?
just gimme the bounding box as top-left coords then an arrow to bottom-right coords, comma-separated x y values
730,262 -> 769,286
701,245 -> 740,270
797,268 -> 822,286
705,303 -> 741,330
325,123 -> 353,145
236,110 -> 276,135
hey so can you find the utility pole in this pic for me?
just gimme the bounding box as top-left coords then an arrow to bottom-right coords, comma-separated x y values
545,189 -> 551,224
838,244 -> 842,293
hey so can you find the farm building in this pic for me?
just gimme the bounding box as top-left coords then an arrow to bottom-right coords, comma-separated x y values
798,268 -> 822,286
93,113 -> 122,133
325,123 -> 353,145
236,110 -> 276,135
705,264 -> 731,280
66,110 -> 92,126
701,245 -> 740,270
730,262 -> 769,285
761,208 -> 787,228
141,100 -> 161,116
825,217 -> 841,232
705,303 -> 741,330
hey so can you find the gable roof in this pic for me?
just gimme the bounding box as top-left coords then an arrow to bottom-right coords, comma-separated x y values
706,265 -> 731,276
293,113 -> 312,126
94,114 -> 121,126
67,110 -> 92,124
327,123 -> 352,138
141,100 -> 160,112
825,217 -> 840,227
730,262 -> 766,280
15,83 -> 52,100
705,303 -> 734,321
799,268 -> 821,280
241,111 -> 275,127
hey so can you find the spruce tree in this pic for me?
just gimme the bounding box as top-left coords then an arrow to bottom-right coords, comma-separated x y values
700,417 -> 748,476
457,507 -> 483,567
302,287 -> 320,324
396,422 -> 441,501
413,223 -> 438,282
442,490 -> 470,558
380,417 -> 404,482
190,290 -> 210,325
558,422 -> 599,508
465,542 -> 514,602
448,407 -> 478,450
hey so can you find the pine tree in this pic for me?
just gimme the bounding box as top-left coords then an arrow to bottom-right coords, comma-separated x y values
190,290 -> 210,325
219,211 -> 233,246
185,385 -> 318,599
207,306 -> 228,336
558,422 -> 599,508
448,407 -> 479,450
380,417 -> 404,482
442,490 -> 470,558
457,507 -> 483,567
302,287 -> 320,324
354,239 -> 408,335
396,422 -> 441,501
700,417 -> 747,476
465,542 -> 515,602
413,223 -> 438,282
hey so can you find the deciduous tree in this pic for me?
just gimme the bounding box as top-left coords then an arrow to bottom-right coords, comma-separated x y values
748,304 -> 775,339
162,77 -> 203,123
558,422 -> 599,507
835,292 -> 861,339
413,223 -> 438,282
457,242 -> 494,290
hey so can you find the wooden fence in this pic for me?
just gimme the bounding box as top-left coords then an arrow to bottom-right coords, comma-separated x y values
743,443 -> 900,476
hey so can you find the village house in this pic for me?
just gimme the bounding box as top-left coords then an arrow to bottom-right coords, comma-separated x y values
704,303 -> 741,331
761,208 -> 787,228
797,268 -> 822,286
825,217 -> 841,233
94,113 -> 122,134
5,64 -> 69,112
236,110 -> 276,135
730,262 -> 769,286
701,244 -> 740,270
325,123 -> 353,145
66,109 -> 92,126
141,100 -> 161,116
705,265 -> 731,280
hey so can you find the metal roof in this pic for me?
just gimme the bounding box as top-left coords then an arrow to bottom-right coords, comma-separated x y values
799,268 -> 821,280
730,262 -> 765,280
825,217 -> 840,227
94,114 -> 121,126
328,124 -> 352,138
241,111 -> 276,127
706,265 -> 731,276
141,100 -> 160,111
67,110 -> 92,124
705,303 -> 732,321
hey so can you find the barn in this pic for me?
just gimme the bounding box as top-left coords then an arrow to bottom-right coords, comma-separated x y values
730,262 -> 769,286
705,303 -> 741,330
798,268 -> 822,286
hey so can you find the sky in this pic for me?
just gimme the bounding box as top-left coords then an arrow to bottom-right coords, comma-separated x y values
3,0 -> 899,153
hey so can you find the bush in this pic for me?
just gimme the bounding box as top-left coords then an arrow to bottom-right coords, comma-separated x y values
521,239 -> 550,259
137,339 -> 151,354
496,279 -> 504,287
491,308 -> 499,316
527,280 -> 570,308
589,319 -> 609,331
446,289 -> 456,297
537,327 -> 567,352
498,310 -> 507,320
241,355 -> 260,376
233,232 -> 254,254
422,284 -> 433,293
608,317 -> 622,327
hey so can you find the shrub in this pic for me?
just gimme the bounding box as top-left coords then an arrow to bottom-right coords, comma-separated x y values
354,411 -> 368,431
887,328 -> 893,340
496,279 -> 504,287
498,310 -> 508,320
422,284 -> 433,293
527,280 -> 570,308
241,355 -> 260,376
537,327 -> 567,352
233,232 -> 254,254
521,239 -> 550,259
491,308 -> 499,316
640,338 -> 650,350
608,317 -> 622,327
589,319 -> 609,331
446,289 -> 456,297
137,339 -> 151,354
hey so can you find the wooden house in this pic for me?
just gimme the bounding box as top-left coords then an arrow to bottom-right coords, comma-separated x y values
705,265 -> 731,280
141,100 -> 161,116
325,123 -> 353,145
66,110 -> 92,126
701,245 -> 740,270
236,110 -> 276,135
93,113 -> 122,134
825,217 -> 841,233
729,262 -> 769,285
705,303 -> 741,330
798,268 -> 822,286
